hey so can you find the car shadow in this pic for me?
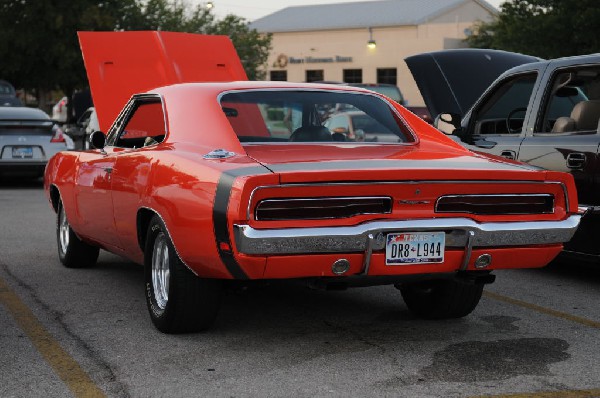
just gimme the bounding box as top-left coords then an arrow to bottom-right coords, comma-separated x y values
0,176 -> 44,188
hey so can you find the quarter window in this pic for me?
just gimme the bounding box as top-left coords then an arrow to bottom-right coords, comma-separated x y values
114,100 -> 166,148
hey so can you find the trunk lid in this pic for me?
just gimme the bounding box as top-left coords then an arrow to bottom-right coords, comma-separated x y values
243,144 -> 545,184
78,31 -> 247,132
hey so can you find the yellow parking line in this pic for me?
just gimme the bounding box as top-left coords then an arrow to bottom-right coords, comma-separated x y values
484,290 -> 600,329
0,276 -> 106,398
471,388 -> 600,398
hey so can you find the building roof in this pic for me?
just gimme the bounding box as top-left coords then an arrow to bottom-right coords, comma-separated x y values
250,0 -> 497,33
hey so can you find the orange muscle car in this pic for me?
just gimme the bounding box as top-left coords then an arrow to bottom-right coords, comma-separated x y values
44,32 -> 583,333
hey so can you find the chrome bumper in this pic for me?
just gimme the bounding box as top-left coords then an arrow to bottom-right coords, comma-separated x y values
233,215 -> 582,256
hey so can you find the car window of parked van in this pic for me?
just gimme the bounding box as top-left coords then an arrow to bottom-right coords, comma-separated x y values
470,73 -> 538,135
539,67 -> 600,134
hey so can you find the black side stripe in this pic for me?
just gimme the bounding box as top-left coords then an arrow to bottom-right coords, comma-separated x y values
213,166 -> 271,279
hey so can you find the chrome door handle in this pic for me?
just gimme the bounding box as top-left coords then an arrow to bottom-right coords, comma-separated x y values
566,153 -> 586,169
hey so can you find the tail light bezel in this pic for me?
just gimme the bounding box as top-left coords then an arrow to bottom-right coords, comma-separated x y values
254,196 -> 393,221
435,193 -> 555,215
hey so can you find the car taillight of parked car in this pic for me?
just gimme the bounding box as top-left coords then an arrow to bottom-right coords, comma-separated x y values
51,127 -> 66,143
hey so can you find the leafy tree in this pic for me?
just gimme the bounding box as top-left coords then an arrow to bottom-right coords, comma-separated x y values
466,0 -> 600,59
208,15 -> 272,80
0,0 -> 271,113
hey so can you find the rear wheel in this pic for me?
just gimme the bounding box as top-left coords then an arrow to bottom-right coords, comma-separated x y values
144,215 -> 221,333
398,279 -> 483,319
57,202 -> 99,268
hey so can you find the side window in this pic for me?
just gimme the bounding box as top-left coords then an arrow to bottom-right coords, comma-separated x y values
539,67 -> 600,134
115,100 -> 166,148
471,74 -> 537,135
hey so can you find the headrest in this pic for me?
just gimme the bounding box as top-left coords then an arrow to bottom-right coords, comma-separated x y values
290,125 -> 332,142
571,100 -> 600,130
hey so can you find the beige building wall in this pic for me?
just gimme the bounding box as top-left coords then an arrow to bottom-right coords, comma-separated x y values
264,0 -> 494,107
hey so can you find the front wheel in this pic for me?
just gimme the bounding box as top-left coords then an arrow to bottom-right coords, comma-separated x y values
57,202 -> 99,268
398,279 -> 483,319
144,215 -> 221,333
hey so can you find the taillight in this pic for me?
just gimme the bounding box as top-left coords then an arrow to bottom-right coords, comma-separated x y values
435,194 -> 554,215
51,127 -> 66,143
255,197 -> 392,221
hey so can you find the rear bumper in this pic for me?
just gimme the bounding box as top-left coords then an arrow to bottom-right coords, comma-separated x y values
233,215 -> 582,256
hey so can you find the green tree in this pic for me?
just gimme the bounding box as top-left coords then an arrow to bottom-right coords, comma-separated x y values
208,15 -> 272,80
0,0 -> 141,110
466,0 -> 600,58
0,0 -> 271,112
138,1 -> 271,80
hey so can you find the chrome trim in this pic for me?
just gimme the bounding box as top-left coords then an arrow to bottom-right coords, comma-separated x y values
460,231 -> 475,271
255,196 -> 392,221
233,215 -> 581,255
434,193 -> 555,215
362,234 -> 375,275
246,181 -> 570,220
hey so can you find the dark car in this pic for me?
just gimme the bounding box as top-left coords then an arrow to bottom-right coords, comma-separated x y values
0,80 -> 23,106
407,49 -> 600,261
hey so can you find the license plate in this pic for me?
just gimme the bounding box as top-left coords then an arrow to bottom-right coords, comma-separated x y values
12,147 -> 33,158
386,232 -> 445,265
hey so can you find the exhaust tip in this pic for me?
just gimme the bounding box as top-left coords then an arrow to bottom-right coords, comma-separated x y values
332,259 -> 350,275
475,254 -> 492,269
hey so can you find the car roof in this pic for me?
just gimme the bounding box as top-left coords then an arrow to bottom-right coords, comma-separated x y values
0,106 -> 50,120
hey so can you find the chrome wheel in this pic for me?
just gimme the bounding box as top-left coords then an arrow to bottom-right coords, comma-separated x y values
59,207 -> 70,255
151,232 -> 170,310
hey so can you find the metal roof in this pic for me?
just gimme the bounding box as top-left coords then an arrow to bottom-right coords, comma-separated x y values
250,0 -> 497,33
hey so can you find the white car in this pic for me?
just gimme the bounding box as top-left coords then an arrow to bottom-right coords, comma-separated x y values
51,96 -> 68,123
0,107 -> 74,178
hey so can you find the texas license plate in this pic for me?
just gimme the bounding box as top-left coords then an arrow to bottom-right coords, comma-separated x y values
12,147 -> 33,158
386,232 -> 445,265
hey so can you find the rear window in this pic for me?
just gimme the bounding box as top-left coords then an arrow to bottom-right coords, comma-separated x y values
220,90 -> 414,144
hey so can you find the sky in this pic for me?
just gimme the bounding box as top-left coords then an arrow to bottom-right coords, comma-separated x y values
197,0 -> 505,22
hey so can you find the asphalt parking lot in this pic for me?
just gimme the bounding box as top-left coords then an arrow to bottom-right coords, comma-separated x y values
1,179 -> 600,398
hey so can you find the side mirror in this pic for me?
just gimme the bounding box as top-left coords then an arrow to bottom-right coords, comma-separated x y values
434,112 -> 462,134
90,131 -> 106,149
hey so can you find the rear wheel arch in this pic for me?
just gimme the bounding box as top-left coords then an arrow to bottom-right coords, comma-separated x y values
49,185 -> 61,213
137,207 -> 158,252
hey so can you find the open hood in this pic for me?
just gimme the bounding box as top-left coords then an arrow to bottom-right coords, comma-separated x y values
405,49 -> 540,119
78,31 -> 247,131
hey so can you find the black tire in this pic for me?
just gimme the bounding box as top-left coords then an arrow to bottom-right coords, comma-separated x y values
144,215 -> 221,333
398,279 -> 483,319
57,202 -> 100,268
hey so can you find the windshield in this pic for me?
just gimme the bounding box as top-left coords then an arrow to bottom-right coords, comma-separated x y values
220,90 -> 413,144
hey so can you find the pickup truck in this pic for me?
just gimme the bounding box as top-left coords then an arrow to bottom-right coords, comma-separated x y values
407,49 -> 600,261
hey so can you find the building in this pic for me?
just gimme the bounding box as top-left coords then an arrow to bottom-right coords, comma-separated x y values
251,0 -> 497,106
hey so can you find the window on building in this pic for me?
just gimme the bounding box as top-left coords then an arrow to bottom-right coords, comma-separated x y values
270,70 -> 287,81
343,69 -> 362,84
377,68 -> 397,85
306,70 -> 324,82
